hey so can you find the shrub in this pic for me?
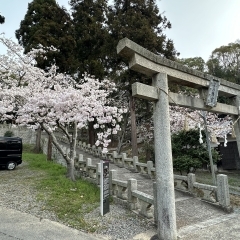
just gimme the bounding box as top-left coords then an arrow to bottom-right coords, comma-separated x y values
171,129 -> 220,174
4,130 -> 14,137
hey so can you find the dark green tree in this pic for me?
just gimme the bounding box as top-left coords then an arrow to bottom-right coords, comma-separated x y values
175,57 -> 206,95
207,41 -> 240,84
70,0 -> 110,80
178,57 -> 206,72
172,129 -> 220,174
70,0 -> 112,146
0,13 -> 5,24
15,0 -> 77,74
106,0 -> 179,156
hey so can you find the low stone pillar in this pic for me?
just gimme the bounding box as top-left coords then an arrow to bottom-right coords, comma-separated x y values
133,156 -> 139,171
147,161 -> 153,176
109,169 -> 117,195
86,158 -> 92,165
97,163 -> 101,185
62,146 -> 67,156
127,178 -> 137,210
66,148 -> 70,157
217,174 -> 232,212
86,158 -> 92,168
112,151 -> 117,158
112,151 -> 117,164
122,153 -> 127,165
187,173 -> 196,193
78,154 -> 83,162
124,152 -> 130,168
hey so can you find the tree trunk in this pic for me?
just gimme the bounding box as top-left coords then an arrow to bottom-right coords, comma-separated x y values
146,148 -> 151,161
47,135 -> 52,161
66,122 -> 78,181
88,121 -> 95,146
129,95 -> 138,157
117,111 -> 129,153
41,123 -> 76,181
66,159 -> 75,181
34,126 -> 42,153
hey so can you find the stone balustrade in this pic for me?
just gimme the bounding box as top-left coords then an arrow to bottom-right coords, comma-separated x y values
193,182 -> 217,203
122,153 -> 135,169
110,169 -> 155,219
86,158 -> 97,179
132,156 -> 155,177
174,175 -> 188,191
43,138 -> 233,216
112,179 -> 128,200
112,151 -> 123,166
135,162 -> 148,175
131,190 -> 154,218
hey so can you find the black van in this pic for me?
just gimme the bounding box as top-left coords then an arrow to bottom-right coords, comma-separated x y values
0,137 -> 22,170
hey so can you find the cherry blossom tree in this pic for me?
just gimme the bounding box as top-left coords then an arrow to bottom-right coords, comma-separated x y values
0,35 -> 124,181
136,104 -> 233,163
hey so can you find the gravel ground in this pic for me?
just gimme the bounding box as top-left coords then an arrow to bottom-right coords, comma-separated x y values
84,205 -> 155,240
0,161 -> 156,240
0,162 -> 58,221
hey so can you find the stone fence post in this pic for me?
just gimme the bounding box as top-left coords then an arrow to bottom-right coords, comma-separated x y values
86,158 -> 92,167
112,151 -> 118,158
78,154 -> 83,162
133,156 -> 138,171
187,173 -> 196,193
122,152 -> 127,159
217,174 -> 232,212
127,178 -> 137,210
147,161 -> 153,175
97,163 -> 101,185
109,169 -> 117,195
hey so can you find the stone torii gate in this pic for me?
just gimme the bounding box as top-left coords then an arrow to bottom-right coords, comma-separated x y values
117,38 -> 240,240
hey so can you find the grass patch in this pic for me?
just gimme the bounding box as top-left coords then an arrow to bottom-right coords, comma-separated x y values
174,169 -> 240,188
23,152 -> 100,231
193,170 -> 240,188
23,144 -> 35,153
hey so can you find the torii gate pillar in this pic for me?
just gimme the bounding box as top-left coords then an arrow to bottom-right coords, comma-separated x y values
153,73 -> 177,240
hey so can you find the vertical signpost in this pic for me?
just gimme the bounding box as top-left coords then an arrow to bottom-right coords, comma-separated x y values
100,160 -> 110,216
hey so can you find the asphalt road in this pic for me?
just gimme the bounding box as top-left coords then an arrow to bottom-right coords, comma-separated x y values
0,206 -> 106,240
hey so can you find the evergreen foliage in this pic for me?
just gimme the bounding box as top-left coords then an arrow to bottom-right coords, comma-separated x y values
171,129 -> 220,174
4,130 -> 14,137
207,41 -> 240,84
106,0 -> 179,79
15,0 -> 77,74
70,0 -> 110,79
106,0 -> 179,156
178,57 -> 206,72
0,13 -> 5,24
174,57 -> 206,94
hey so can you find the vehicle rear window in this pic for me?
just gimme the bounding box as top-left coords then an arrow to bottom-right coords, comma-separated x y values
7,141 -> 21,150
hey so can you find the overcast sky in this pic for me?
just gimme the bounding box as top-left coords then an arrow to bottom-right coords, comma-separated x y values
0,0 -> 240,61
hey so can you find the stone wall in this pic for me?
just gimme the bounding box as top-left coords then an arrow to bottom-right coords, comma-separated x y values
0,124 -> 36,144
42,137 -> 67,167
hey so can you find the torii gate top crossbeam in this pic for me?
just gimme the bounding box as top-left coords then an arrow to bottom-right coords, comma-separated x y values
117,38 -> 240,97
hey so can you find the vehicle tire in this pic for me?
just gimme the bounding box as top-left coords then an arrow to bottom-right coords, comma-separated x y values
6,161 -> 16,170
